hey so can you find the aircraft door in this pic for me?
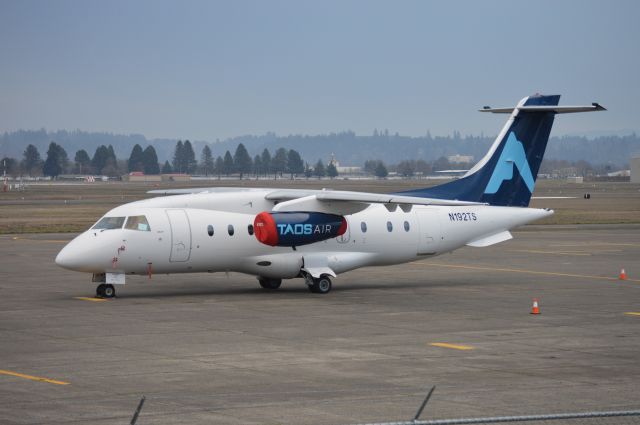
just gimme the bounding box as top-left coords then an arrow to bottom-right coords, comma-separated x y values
416,209 -> 441,255
166,209 -> 192,262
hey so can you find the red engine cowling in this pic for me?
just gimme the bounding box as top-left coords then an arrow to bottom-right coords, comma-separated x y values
254,211 -> 347,247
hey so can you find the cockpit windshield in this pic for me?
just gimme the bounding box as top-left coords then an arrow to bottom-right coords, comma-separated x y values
125,215 -> 151,231
92,216 -> 126,230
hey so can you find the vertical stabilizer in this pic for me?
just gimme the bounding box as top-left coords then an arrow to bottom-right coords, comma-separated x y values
398,94 -> 604,207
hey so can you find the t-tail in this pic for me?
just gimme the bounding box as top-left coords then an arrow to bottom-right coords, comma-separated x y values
399,94 -> 605,207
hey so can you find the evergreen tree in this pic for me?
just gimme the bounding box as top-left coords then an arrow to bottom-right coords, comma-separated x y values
233,143 -> 252,178
223,150 -> 234,176
363,160 -> 377,175
161,160 -> 173,174
253,155 -> 262,177
172,140 -> 184,173
97,145 -> 119,176
314,159 -> 326,178
327,162 -> 338,179
92,145 -> 110,175
183,140 -> 197,174
74,149 -> 91,174
304,162 -> 313,179
142,145 -> 160,174
374,161 -> 388,178
201,145 -> 214,176
43,142 -> 65,178
260,149 -> 272,177
58,144 -> 69,172
272,148 -> 288,178
215,156 -> 224,178
22,144 -> 42,176
128,144 -> 144,172
287,149 -> 304,178
107,145 -> 117,164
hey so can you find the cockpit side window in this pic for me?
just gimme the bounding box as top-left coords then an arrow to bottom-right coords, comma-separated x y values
125,215 -> 151,231
92,216 -> 126,230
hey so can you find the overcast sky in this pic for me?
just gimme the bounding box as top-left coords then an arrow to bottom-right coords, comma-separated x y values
1,0 -> 638,140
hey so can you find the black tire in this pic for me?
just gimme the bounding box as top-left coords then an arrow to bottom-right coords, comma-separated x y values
102,284 -> 116,298
258,278 -> 281,290
309,276 -> 332,294
96,283 -> 106,298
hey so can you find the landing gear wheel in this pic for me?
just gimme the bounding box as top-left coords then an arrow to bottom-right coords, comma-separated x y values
102,284 -> 116,298
309,276 -> 332,294
96,283 -> 115,298
258,277 -> 282,290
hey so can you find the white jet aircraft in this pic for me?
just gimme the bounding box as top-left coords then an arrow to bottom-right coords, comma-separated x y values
56,94 -> 604,298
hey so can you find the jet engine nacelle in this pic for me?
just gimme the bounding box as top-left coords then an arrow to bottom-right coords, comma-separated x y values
254,211 -> 347,247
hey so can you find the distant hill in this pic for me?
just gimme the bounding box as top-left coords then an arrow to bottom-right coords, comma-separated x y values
1,128 -> 638,167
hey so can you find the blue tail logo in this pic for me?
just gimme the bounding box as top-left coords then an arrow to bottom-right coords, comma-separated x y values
483,132 -> 535,195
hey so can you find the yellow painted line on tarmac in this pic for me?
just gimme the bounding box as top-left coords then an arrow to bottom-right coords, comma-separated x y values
430,342 -> 474,351
624,312 -> 640,316
513,249 -> 591,256
0,369 -> 69,385
414,262 -> 640,283
73,296 -> 108,302
10,236 -> 68,243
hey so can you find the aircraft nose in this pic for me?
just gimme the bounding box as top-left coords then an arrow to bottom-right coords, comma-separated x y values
55,239 -> 85,271
56,244 -> 75,269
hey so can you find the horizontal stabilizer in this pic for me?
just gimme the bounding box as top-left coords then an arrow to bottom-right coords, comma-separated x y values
466,230 -> 513,247
480,103 -> 605,114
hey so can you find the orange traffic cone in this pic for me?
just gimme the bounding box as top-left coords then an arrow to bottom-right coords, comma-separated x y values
531,298 -> 540,315
619,268 -> 627,280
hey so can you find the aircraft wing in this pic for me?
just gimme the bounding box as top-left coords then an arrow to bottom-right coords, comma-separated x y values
147,187 -> 484,215
267,189 -> 484,215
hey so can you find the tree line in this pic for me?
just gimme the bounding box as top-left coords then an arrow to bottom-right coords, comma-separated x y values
1,142 -> 122,177
0,140 -> 338,179
1,139 -> 613,180
2,129 -> 637,170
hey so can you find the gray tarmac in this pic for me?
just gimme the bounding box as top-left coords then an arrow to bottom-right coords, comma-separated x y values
1,226 -> 639,424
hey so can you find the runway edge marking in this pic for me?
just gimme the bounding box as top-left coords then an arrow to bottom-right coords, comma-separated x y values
430,342 -> 475,351
73,297 -> 109,302
0,369 -> 70,385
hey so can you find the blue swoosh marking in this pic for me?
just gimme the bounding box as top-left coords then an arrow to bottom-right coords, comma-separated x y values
484,132 -> 535,194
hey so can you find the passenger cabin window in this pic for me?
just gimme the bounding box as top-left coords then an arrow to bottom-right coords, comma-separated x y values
361,222 -> 367,233
92,216 -> 125,230
125,215 -> 151,231
228,224 -> 235,236
387,221 -> 393,232
207,225 -> 214,237
404,221 -> 410,232
247,224 -> 254,235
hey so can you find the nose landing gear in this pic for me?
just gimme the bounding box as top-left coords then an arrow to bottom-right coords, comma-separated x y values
96,283 -> 116,298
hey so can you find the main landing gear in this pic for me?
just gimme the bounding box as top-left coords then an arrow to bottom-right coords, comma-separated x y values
258,277 -> 282,290
258,275 -> 333,294
96,283 -> 116,298
306,275 -> 332,294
